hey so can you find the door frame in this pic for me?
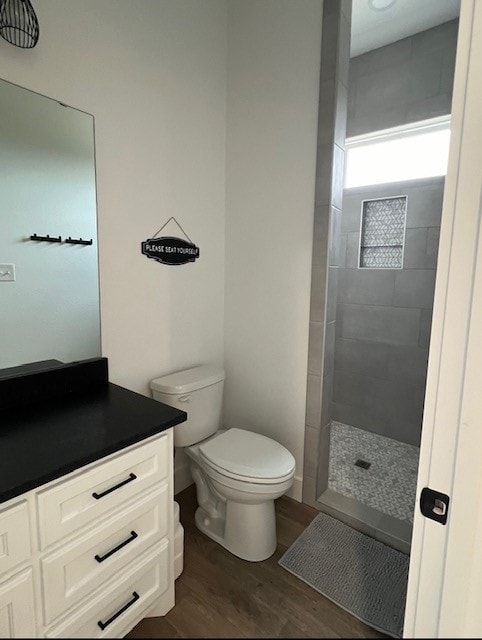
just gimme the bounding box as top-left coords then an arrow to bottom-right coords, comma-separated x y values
404,0 -> 482,635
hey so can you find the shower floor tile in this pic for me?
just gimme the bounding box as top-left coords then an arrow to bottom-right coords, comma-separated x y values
328,421 -> 420,524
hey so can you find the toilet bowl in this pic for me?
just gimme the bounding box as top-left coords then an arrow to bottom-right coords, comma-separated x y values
150,365 -> 295,561
187,427 -> 295,561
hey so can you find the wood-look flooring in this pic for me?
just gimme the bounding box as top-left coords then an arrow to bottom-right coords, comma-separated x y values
127,485 -> 385,638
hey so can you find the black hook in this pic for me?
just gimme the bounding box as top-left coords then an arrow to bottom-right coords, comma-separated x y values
65,237 -> 93,246
30,233 -> 62,243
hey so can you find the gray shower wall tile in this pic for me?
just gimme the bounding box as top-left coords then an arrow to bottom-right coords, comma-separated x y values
426,227 -> 441,269
336,9 -> 351,88
329,208 -> 343,267
301,473 -> 317,505
324,321 -> 336,374
315,143 -> 334,207
340,0 -> 352,21
410,19 -> 458,59
405,183 -> 444,228
338,233 -> 347,269
317,422 -> 331,495
337,303 -> 421,346
320,1 -> 341,83
419,308 -> 433,349
333,371 -> 424,446
326,267 -> 339,324
349,37 -> 411,80
333,400 -> 422,447
345,231 -> 360,268
441,48 -> 457,95
309,263 -> 327,323
334,82 -> 348,149
408,52 -> 443,104
347,63 -> 410,136
333,370 -> 378,410
335,337 -> 429,387
393,269 -> 436,309
306,374 -> 322,429
337,268 -> 395,306
347,81 -> 356,130
333,401 -> 383,438
317,78 -> 336,146
312,206 -> 330,267
403,228 -> 428,269
321,373 -> 334,429
308,321 -> 324,377
347,20 -> 457,137
406,92 -> 452,124
384,379 -> 425,437
331,144 -> 345,210
303,426 -> 321,480
333,369 -> 425,420
335,337 -> 392,380
341,195 -> 362,234
386,345 -> 429,387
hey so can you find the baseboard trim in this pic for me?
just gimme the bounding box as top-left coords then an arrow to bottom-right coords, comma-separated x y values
286,474 -> 303,502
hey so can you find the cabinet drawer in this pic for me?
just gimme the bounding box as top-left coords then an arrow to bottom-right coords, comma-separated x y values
0,502 -> 31,577
0,568 -> 36,638
45,540 -> 169,638
37,434 -> 169,548
41,485 -> 169,624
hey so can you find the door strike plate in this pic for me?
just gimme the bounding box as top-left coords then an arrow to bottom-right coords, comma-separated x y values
420,487 -> 450,525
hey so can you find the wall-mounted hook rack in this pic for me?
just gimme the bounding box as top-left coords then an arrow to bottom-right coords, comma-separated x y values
65,237 -> 93,246
30,233 -> 62,243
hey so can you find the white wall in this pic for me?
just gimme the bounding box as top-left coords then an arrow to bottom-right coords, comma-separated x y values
0,0 -> 322,499
0,0 -> 227,399
224,0 -> 322,500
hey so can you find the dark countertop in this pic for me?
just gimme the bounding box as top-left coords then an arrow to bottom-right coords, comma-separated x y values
0,382 -> 187,504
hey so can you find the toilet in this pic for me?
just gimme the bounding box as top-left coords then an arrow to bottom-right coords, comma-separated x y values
150,364 -> 295,561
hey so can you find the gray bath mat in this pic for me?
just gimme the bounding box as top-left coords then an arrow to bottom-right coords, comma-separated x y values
279,513 -> 409,638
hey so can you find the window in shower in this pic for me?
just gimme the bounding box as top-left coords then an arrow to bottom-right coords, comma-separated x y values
345,116 -> 451,189
359,196 -> 407,269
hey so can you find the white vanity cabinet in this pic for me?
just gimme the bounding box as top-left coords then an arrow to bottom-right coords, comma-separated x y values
0,429 -> 175,638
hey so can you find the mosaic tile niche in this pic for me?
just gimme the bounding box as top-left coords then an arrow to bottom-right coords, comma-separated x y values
360,196 -> 407,268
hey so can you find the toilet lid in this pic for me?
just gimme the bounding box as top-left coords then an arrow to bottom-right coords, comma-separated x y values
198,428 -> 295,480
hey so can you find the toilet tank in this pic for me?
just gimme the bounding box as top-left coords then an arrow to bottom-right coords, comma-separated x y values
150,365 -> 225,447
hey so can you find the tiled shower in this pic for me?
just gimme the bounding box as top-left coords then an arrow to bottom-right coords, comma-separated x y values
328,176 -> 443,532
303,0 -> 458,552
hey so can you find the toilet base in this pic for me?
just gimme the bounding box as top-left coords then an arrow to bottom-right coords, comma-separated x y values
194,498 -> 277,562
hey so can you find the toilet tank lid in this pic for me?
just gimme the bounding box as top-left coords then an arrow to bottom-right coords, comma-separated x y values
150,365 -> 225,394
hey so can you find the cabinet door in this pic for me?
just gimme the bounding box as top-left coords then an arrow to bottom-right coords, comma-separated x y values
0,502 -> 31,576
41,485 -> 168,624
37,435 -> 169,549
0,569 -> 36,638
45,541 -> 169,638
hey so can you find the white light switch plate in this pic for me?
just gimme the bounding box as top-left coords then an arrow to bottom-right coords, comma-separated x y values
0,264 -> 15,281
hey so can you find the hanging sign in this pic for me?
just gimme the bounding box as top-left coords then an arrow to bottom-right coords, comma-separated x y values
141,217 -> 200,266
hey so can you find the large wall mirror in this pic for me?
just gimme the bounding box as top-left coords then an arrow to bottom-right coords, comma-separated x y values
0,79 -> 101,370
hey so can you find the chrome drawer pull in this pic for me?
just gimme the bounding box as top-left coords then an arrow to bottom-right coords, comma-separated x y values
94,530 -> 138,563
92,473 -> 137,500
97,591 -> 140,630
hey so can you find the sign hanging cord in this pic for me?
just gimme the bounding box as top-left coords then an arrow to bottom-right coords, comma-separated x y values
151,217 -> 193,244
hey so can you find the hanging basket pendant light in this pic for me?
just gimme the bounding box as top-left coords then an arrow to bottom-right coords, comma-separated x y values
0,0 -> 39,49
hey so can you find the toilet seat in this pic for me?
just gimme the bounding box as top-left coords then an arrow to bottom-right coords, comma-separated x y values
198,428 -> 295,485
